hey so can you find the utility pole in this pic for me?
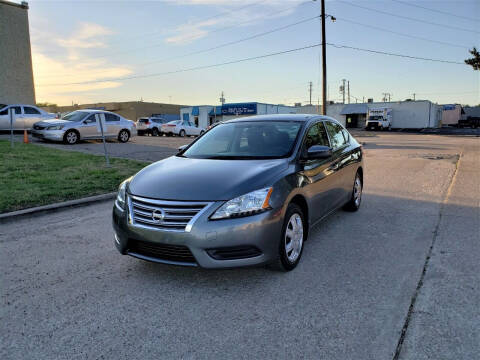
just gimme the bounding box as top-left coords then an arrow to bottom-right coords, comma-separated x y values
321,0 -> 327,115
347,80 -> 350,104
341,79 -> 346,104
308,81 -> 313,105
413,93 -> 416,101
219,91 -> 225,105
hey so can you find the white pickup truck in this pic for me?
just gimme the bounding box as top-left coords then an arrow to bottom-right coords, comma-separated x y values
366,108 -> 392,130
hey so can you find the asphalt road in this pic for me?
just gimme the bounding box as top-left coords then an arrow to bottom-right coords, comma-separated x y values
1,133 -> 479,359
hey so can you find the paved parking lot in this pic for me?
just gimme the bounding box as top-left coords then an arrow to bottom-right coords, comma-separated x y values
1,133 -> 479,359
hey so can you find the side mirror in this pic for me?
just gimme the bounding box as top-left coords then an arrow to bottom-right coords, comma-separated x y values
178,144 -> 188,153
305,145 -> 332,159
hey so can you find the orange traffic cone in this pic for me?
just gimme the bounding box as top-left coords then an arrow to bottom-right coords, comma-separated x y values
23,129 -> 29,144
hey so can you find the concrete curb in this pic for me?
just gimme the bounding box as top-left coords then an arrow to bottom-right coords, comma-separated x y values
0,192 -> 116,222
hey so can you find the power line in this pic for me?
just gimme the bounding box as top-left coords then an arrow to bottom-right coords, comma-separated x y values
36,1 -> 313,79
38,44 -> 322,87
140,15 -> 320,67
328,43 -> 464,64
338,0 -> 479,34
391,0 -> 479,23
333,16 -> 470,49
37,42 -> 465,87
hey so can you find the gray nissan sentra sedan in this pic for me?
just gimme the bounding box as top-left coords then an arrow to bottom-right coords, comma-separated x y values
113,114 -> 364,271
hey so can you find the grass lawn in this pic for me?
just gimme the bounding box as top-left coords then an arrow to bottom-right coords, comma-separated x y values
0,140 -> 147,213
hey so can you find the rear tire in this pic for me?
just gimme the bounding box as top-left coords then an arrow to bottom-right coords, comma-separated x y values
118,129 -> 130,143
63,130 -> 79,145
268,203 -> 306,272
179,130 -> 186,137
152,127 -> 159,136
344,171 -> 362,211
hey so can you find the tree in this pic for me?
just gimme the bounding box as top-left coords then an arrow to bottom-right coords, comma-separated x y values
465,47 -> 480,70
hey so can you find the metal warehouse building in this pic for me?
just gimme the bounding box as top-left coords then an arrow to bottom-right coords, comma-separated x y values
0,0 -> 35,105
181,102 -> 298,129
300,100 -> 443,129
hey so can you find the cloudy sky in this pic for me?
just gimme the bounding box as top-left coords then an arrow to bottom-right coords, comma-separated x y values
28,0 -> 479,106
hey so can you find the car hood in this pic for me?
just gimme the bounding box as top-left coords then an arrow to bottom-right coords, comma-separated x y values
128,156 -> 288,201
34,119 -> 72,127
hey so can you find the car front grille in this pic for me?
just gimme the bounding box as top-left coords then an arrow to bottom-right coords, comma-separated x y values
128,195 -> 212,232
128,239 -> 196,264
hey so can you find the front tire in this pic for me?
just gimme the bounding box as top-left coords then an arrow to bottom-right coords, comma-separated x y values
269,204 -> 306,272
64,130 -> 78,145
344,171 -> 363,211
179,130 -> 186,137
118,129 -> 130,143
151,127 -> 159,136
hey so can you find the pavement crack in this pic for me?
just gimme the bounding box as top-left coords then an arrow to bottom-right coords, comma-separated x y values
392,150 -> 462,360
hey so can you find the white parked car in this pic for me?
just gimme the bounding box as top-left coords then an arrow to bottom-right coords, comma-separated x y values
161,119 -> 205,137
31,109 -> 136,144
0,104 -> 55,131
136,117 -> 170,136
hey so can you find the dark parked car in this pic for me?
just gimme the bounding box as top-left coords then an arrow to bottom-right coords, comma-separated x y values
113,114 -> 364,271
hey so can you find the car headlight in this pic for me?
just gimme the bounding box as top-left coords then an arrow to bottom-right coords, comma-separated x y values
115,179 -> 130,211
47,125 -> 64,130
210,187 -> 273,220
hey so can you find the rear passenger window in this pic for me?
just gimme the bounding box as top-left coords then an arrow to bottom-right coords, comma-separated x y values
24,107 -> 40,115
0,107 -> 21,115
325,121 -> 347,150
304,122 -> 330,150
105,113 -> 119,122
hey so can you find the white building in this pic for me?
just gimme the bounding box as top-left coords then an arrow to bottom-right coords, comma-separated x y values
180,102 -> 298,129
296,100 -> 442,129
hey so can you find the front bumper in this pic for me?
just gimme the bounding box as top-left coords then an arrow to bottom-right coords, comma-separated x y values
31,129 -> 65,141
112,198 -> 284,268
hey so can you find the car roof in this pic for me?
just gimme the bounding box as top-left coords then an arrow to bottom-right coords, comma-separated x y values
224,113 -> 332,123
75,109 -> 120,115
2,104 -> 39,107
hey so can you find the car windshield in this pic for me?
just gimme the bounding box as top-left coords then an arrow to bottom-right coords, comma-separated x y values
0,104 -> 7,109
180,121 -> 302,159
166,120 -> 181,125
369,116 -> 382,120
138,118 -> 149,123
61,111 -> 88,122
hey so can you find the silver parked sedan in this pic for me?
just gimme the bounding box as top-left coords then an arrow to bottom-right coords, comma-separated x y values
31,110 -> 136,144
0,104 -> 55,130
113,114 -> 364,271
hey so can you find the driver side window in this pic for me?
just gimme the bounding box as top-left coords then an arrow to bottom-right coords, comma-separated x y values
304,122 -> 330,150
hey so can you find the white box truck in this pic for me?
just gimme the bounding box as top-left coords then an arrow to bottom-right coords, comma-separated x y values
366,108 -> 392,130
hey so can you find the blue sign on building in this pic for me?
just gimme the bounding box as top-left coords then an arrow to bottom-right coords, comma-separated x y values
221,103 -> 257,116
442,104 -> 456,111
